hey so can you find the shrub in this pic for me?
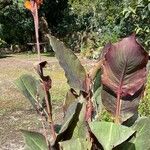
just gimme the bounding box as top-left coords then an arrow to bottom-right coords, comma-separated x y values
139,74 -> 150,116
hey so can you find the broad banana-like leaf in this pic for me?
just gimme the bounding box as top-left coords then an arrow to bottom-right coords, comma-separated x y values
55,101 -> 82,143
93,86 -> 103,116
21,130 -> 48,150
59,101 -> 80,134
49,36 -> 88,92
72,98 -> 88,138
55,96 -> 88,144
93,68 -> 103,116
101,34 -> 149,123
15,74 -> 44,109
93,69 -> 102,93
115,117 -> 150,150
89,121 -> 135,150
63,89 -> 78,114
59,138 -> 92,150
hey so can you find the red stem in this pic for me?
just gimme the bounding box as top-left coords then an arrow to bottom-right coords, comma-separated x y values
33,3 -> 41,61
43,85 -> 56,140
85,97 -> 93,122
115,62 -> 127,124
115,90 -> 121,124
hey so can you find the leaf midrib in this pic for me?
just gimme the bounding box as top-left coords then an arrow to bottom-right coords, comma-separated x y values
27,135 -> 44,150
21,77 -> 37,102
105,123 -> 113,150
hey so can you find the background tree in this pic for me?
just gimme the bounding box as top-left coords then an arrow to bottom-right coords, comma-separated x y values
0,0 -> 12,9
0,0 -> 149,52
0,0 -> 34,49
120,0 -> 150,49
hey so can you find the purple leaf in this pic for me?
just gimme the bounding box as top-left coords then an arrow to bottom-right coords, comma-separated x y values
101,34 -> 149,123
49,36 -> 88,92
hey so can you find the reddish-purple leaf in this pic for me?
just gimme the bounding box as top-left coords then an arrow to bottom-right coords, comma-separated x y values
49,36 -> 88,92
101,34 -> 149,123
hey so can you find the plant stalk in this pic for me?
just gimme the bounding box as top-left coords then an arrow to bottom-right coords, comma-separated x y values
35,95 -> 50,148
33,2 -> 41,61
85,97 -> 93,122
41,117 -> 50,148
43,85 -> 56,141
115,63 -> 127,124
115,90 -> 121,124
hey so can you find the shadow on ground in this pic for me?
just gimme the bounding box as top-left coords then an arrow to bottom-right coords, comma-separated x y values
0,55 -> 13,59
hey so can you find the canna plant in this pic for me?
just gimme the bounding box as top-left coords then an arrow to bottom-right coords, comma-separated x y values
15,33 -> 150,150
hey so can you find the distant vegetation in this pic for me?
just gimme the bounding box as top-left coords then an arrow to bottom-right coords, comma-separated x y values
0,0 -> 149,54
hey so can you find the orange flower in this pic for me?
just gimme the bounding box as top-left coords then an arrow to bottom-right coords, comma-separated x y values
24,0 -> 43,10
24,0 -> 32,10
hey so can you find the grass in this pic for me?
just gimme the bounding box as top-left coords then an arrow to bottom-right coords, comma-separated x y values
0,53 -> 69,115
0,53 -> 69,149
139,73 -> 150,116
0,52 -> 95,149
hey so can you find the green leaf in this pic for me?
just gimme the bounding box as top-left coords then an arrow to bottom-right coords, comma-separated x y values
72,99 -> 88,138
55,101 -> 82,143
60,101 -> 79,134
21,130 -> 48,150
89,121 -> 135,150
92,67 -> 103,118
117,117 -> 150,150
93,86 -> 103,116
59,138 -> 92,150
49,36 -> 87,92
93,69 -> 101,93
55,96 -> 88,143
63,89 -> 78,113
15,74 -> 44,108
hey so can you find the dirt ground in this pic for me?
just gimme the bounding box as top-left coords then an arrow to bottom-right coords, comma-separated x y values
0,54 -> 66,150
0,53 -> 93,150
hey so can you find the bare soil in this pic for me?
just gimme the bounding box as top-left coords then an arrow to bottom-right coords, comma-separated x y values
0,54 -> 65,150
0,53 -> 93,150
